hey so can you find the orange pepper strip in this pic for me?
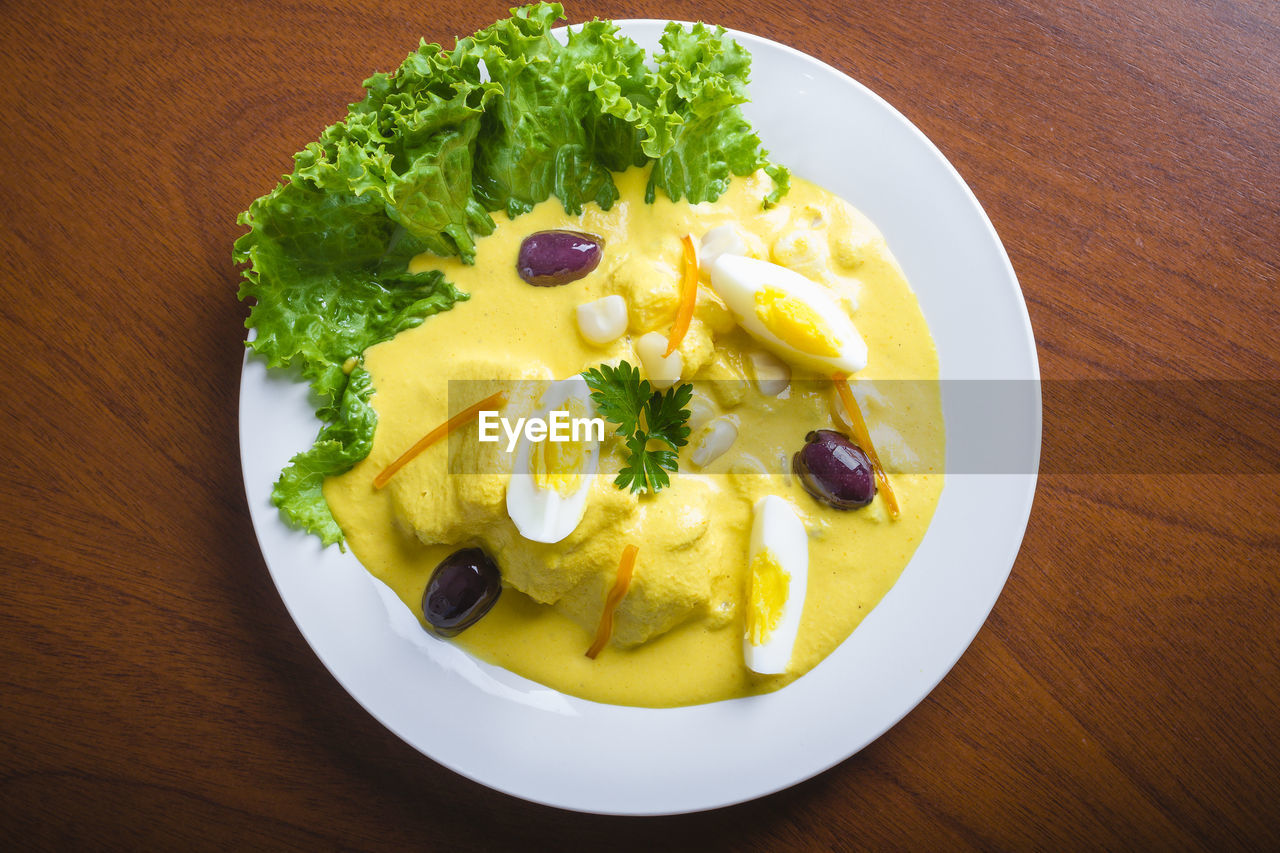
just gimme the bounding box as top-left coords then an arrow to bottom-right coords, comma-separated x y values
586,544 -> 639,659
832,373 -> 900,519
664,234 -> 699,357
373,390 -> 507,490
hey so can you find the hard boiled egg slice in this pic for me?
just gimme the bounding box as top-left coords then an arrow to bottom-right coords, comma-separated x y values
506,376 -> 600,544
709,254 -> 868,374
744,495 -> 809,675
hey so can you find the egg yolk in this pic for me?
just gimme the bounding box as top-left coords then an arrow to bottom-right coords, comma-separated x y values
747,547 -> 791,645
753,286 -> 842,358
531,399 -> 589,496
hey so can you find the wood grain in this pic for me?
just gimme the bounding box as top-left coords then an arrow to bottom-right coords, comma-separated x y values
2,0 -> 1278,848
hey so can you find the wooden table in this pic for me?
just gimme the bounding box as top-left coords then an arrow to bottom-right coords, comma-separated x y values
4,0 -> 1277,847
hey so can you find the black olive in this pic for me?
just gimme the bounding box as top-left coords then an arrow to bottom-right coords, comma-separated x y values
793,429 -> 876,510
422,548 -> 501,637
517,230 -> 603,286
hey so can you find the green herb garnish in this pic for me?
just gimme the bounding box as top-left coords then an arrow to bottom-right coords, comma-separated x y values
582,362 -> 694,494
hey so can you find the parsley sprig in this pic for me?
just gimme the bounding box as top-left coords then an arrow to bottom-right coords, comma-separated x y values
582,361 -> 693,494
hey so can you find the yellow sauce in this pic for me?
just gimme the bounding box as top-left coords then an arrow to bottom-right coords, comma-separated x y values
324,167 -> 944,707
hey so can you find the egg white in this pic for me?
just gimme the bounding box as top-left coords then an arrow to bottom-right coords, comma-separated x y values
743,494 -> 810,675
709,254 -> 868,374
506,376 -> 600,544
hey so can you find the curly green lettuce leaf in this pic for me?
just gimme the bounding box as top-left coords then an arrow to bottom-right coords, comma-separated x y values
294,42 -> 500,264
456,3 -> 653,217
271,368 -> 378,547
641,22 -> 790,207
234,178 -> 466,402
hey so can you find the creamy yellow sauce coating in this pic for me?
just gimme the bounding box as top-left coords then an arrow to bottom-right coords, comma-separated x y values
324,167 -> 944,707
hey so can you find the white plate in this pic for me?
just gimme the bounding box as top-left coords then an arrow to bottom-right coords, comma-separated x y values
239,21 -> 1040,815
